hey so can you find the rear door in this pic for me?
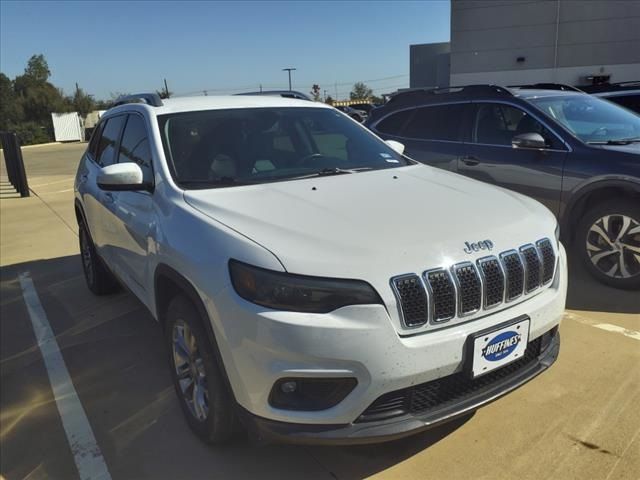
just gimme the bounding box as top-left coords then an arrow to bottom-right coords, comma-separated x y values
458,102 -> 567,216
374,103 -> 473,172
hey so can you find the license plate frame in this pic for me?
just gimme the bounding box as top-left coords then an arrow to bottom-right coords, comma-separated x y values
469,316 -> 530,378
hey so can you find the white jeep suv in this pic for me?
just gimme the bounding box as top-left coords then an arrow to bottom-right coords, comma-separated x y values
75,93 -> 567,444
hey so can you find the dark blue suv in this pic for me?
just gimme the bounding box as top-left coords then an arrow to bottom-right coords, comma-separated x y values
367,85 -> 640,289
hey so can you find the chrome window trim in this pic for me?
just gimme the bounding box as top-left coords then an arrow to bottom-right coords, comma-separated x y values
535,237 -> 556,286
423,267 -> 457,323
451,261 -> 482,317
390,273 -> 429,329
470,99 -> 573,153
520,243 -> 542,294
476,255 -> 506,310
500,249 -> 525,302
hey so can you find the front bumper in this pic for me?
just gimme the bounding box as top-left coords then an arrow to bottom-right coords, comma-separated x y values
206,245 -> 567,437
238,328 -> 560,445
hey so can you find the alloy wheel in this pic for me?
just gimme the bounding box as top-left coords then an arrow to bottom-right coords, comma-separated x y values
586,214 -> 640,279
80,229 -> 94,285
172,320 -> 209,421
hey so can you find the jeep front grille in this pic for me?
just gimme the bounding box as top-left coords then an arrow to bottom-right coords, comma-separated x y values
391,238 -> 556,329
501,251 -> 525,301
537,239 -> 556,284
452,263 -> 482,315
424,269 -> 456,322
477,257 -> 504,308
391,275 -> 428,327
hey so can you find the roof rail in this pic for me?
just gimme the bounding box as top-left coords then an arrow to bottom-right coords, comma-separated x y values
235,90 -> 312,101
508,83 -> 582,92
387,84 -> 512,104
112,93 -> 164,108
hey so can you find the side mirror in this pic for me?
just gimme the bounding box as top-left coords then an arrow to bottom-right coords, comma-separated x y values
512,132 -> 547,150
385,140 -> 405,155
97,163 -> 147,191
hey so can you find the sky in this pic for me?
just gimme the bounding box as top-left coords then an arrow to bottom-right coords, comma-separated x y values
0,0 -> 450,100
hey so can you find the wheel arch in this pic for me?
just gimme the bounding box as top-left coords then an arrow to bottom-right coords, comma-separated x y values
562,177 -> 640,243
154,263 -> 237,398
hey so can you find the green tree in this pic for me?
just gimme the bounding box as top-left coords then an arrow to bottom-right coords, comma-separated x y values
71,86 -> 96,117
350,82 -> 373,101
0,73 -> 21,131
24,54 -> 51,82
325,95 -> 334,105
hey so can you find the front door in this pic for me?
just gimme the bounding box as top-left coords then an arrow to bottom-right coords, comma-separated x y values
457,102 -> 567,217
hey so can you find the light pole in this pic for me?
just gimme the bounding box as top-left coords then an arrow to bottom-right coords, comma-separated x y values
282,68 -> 296,91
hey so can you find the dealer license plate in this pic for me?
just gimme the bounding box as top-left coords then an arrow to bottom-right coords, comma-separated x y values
471,317 -> 530,378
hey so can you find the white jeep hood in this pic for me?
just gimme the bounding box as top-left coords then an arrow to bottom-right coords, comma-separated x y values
184,165 -> 556,279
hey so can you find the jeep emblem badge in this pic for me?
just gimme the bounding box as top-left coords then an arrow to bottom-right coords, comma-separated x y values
464,240 -> 494,254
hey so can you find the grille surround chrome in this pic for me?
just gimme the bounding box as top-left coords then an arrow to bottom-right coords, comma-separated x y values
423,268 -> 457,323
476,255 -> 506,310
451,262 -> 482,317
390,274 -> 429,329
392,238 -> 557,329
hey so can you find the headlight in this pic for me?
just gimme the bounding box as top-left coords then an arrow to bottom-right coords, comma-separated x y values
555,223 -> 561,244
229,259 -> 383,313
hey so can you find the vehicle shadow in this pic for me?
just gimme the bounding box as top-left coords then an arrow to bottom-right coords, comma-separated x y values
0,254 -> 470,480
564,244 -> 639,314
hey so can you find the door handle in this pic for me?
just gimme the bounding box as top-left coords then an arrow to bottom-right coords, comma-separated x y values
461,156 -> 480,166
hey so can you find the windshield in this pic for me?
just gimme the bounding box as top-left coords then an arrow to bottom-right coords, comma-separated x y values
158,107 -> 410,187
528,94 -> 640,144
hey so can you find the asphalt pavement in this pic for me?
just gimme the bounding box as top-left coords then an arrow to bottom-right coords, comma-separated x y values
1,143 -> 638,480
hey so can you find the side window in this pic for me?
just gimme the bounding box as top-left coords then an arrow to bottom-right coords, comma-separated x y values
87,121 -> 104,159
96,116 -> 126,167
376,109 -> 414,136
403,104 -> 466,141
118,115 -> 153,184
474,104 -> 555,147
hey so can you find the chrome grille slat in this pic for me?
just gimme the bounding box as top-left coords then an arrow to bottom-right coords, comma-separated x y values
536,238 -> 556,285
424,268 -> 456,322
452,262 -> 482,316
391,238 -> 556,328
391,274 -> 429,328
477,256 -> 505,309
520,244 -> 542,293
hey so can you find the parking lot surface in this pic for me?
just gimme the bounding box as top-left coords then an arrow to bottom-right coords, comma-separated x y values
1,143 -> 639,480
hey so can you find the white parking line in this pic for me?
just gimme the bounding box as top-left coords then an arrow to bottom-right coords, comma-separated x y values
19,272 -> 112,480
591,323 -> 640,341
564,311 -> 640,341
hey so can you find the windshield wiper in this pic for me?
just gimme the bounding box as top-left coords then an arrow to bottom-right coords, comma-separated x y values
587,137 -> 640,145
288,167 -> 373,180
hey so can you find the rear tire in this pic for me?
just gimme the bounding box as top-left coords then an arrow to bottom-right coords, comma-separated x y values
576,199 -> 640,289
78,222 -> 119,295
165,294 -> 238,444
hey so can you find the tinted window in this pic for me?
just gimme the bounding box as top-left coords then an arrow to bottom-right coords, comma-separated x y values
474,104 -> 554,147
87,121 -> 104,158
606,94 -> 640,115
403,104 -> 466,141
118,115 -> 153,183
158,107 -> 410,187
528,95 -> 640,144
96,116 -> 125,167
376,109 -> 413,135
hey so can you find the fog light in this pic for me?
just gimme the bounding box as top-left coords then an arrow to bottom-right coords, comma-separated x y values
269,377 -> 357,411
280,380 -> 297,393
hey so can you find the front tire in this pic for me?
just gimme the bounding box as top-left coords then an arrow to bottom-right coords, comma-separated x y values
165,295 -> 238,443
78,222 -> 119,295
576,199 -> 640,289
